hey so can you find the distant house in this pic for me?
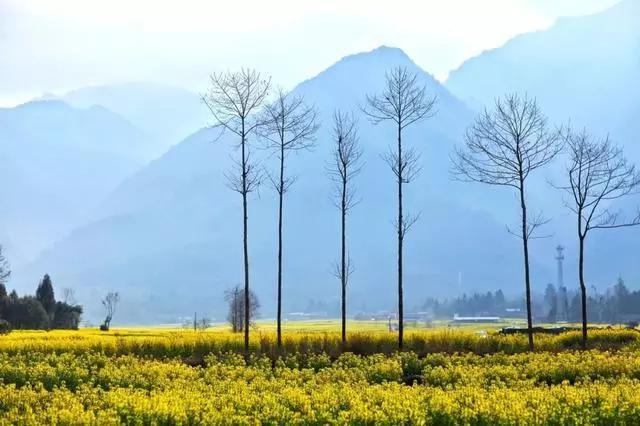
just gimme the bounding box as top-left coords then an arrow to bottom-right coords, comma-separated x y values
287,312 -> 328,320
353,311 -> 397,321
452,314 -> 501,323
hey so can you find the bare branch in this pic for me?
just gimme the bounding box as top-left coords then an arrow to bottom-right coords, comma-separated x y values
362,67 -> 437,129
261,88 -> 319,152
260,88 -> 319,196
554,127 -> 640,235
452,94 -> 562,189
332,255 -> 354,284
396,211 -> 422,239
0,245 -> 10,286
202,69 -> 271,140
327,110 -> 364,212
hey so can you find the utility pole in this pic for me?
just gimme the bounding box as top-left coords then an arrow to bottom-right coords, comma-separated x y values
555,245 -> 567,321
555,245 -> 565,288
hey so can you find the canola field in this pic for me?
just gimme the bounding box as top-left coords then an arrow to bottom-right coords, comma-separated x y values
2,328 -> 640,424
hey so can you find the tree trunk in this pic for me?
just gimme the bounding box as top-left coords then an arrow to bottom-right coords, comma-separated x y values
519,182 -> 534,351
397,124 -> 404,351
341,178 -> 347,348
241,121 -> 250,354
277,146 -> 284,348
579,235 -> 588,349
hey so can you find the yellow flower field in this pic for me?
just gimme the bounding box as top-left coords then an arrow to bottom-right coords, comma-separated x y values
2,328 -> 640,424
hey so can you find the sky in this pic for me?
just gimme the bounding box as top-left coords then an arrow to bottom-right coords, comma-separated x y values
0,0 -> 621,107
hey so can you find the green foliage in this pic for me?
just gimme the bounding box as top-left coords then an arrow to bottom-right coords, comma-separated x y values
52,302 -> 83,330
5,296 -> 49,330
2,275 -> 82,331
36,274 -> 56,319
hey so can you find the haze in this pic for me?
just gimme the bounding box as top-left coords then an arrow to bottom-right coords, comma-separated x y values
0,0 -> 619,106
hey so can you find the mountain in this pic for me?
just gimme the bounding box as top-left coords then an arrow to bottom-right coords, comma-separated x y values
55,82 -> 210,157
22,47 -> 555,324
445,0 -> 640,294
446,0 -> 640,156
0,100 -> 153,267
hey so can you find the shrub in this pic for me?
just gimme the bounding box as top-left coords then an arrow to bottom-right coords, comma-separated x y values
0,319 -> 10,334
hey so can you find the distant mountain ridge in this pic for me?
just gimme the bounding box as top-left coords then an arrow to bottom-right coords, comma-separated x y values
51,82 -> 210,157
0,99 -> 154,267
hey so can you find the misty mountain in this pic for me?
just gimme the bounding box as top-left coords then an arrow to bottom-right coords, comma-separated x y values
22,47 -> 555,323
445,0 -> 640,295
0,100 -> 153,267
54,82 -> 210,157
446,0 -> 640,155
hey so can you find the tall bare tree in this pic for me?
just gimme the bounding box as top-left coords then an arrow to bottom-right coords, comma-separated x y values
261,89 -> 319,348
202,69 -> 271,352
0,245 -> 10,286
327,111 -> 363,348
363,67 -> 437,350
553,128 -> 640,347
452,94 -> 562,351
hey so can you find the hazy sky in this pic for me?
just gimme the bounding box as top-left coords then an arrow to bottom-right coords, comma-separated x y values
0,0 -> 620,106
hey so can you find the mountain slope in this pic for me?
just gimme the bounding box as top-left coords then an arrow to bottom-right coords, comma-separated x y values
23,47 -> 547,323
446,0 -> 640,153
0,100 -> 153,266
56,82 -> 210,156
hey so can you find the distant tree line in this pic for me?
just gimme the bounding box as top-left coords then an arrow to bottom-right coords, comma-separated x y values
544,278 -> 640,325
419,278 -> 640,327
421,290 -> 509,318
0,272 -> 82,332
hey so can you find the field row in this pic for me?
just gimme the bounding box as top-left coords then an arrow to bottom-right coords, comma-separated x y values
3,350 -> 640,424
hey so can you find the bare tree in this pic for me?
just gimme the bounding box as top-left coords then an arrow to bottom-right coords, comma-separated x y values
261,89 -> 319,348
0,246 -> 10,286
100,292 -> 120,331
202,69 -> 271,352
553,128 -> 640,347
224,285 -> 260,333
452,94 -> 562,351
194,316 -> 212,331
362,67 -> 437,350
327,111 -> 363,348
62,287 -> 76,305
